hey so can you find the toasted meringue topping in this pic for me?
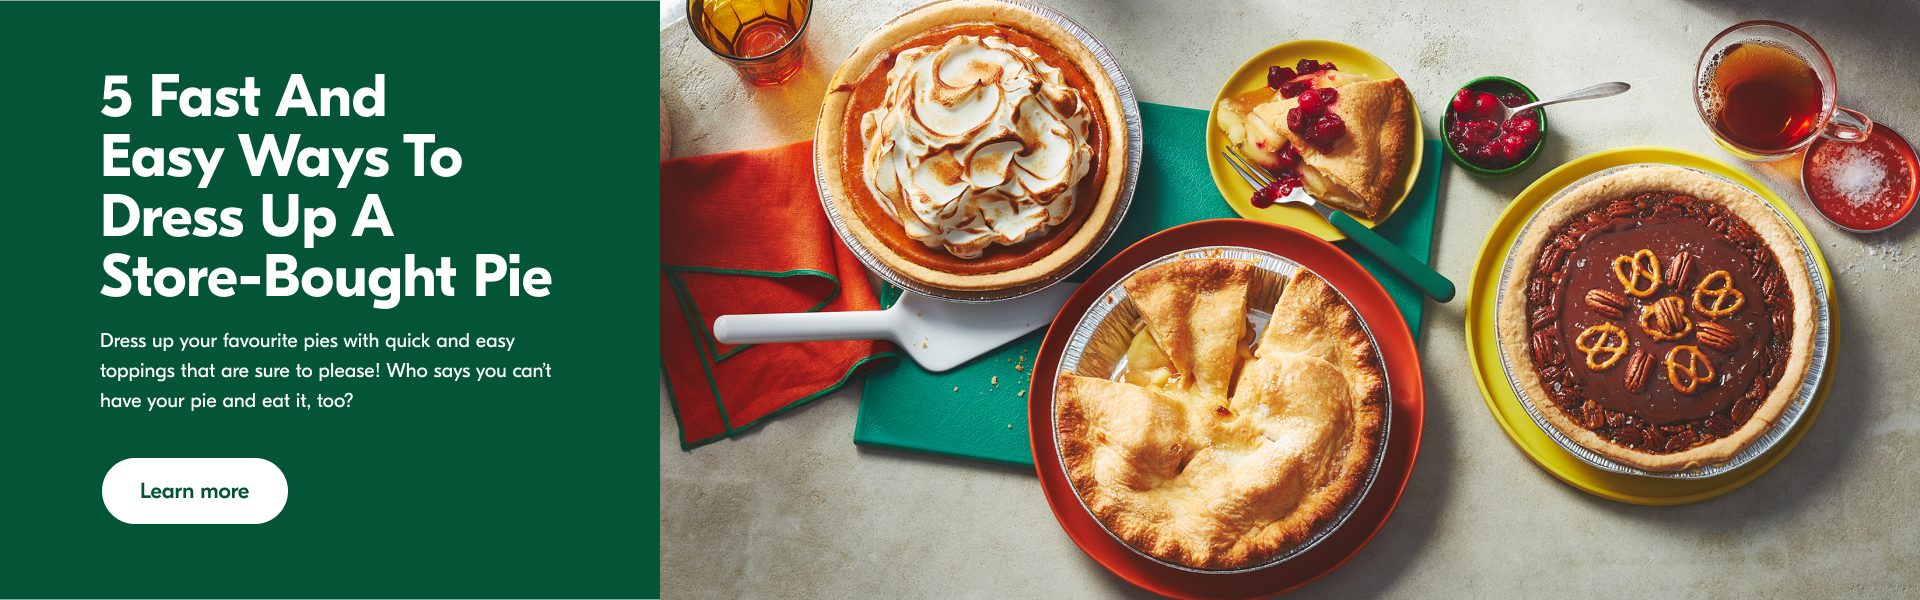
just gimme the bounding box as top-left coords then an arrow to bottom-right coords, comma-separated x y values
860,34 -> 1094,259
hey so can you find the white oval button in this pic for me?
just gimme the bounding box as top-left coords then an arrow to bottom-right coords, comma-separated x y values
102,458 -> 288,524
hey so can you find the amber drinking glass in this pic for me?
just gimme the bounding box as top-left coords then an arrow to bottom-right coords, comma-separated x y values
688,0 -> 812,86
1694,20 -> 1871,161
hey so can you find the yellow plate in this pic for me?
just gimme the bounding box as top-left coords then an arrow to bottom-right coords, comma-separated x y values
1463,147 -> 1837,505
1205,39 -> 1424,241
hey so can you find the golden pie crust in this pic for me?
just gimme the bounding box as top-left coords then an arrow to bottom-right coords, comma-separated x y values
1279,78 -> 1410,220
815,0 -> 1128,292
1497,166 -> 1817,471
1055,260 -> 1387,569
1217,75 -> 1411,220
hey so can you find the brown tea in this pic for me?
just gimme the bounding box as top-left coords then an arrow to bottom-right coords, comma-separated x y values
689,0 -> 812,86
1704,41 -> 1824,152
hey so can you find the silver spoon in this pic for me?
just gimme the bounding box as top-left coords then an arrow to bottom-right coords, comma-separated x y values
1498,81 -> 1631,124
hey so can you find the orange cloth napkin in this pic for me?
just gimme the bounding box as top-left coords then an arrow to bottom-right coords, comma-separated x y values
661,141 -> 895,449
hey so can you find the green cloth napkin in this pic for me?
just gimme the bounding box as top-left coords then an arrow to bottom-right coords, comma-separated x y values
852,102 -> 1441,466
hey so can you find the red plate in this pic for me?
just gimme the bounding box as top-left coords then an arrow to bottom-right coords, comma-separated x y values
1028,219 -> 1425,599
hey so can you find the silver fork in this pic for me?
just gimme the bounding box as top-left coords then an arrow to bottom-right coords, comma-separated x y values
1222,142 -> 1455,302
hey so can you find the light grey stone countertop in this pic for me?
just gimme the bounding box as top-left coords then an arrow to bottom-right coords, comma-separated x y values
660,1 -> 1920,597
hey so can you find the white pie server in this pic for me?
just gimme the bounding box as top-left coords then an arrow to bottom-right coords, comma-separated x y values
712,283 -> 1078,372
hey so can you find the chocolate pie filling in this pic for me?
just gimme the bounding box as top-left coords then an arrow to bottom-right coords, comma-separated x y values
1525,192 -> 1796,453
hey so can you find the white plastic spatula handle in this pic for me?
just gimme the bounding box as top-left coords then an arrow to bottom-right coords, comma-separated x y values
711,308 -> 898,344
712,284 -> 1076,373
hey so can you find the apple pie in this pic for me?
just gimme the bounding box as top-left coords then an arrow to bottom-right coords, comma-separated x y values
1054,259 -> 1387,570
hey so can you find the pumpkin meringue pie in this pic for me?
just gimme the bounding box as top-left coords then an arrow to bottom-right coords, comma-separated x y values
817,0 -> 1128,292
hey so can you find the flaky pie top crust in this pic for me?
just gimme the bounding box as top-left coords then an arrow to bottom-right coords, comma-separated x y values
1054,260 -> 1387,570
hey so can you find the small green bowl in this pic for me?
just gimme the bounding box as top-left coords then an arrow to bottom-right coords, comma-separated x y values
1443,76 -> 1547,177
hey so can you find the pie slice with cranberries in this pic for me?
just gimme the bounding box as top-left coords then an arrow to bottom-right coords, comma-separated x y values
1215,63 -> 1411,220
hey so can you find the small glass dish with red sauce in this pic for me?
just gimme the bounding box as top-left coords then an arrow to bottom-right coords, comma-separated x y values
1800,123 -> 1919,233
1442,76 -> 1547,177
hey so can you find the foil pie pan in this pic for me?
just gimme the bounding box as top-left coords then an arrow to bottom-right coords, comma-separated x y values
812,0 -> 1143,303
1049,246 -> 1392,574
1494,163 -> 1832,480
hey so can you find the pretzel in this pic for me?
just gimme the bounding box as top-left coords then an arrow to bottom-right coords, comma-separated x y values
1691,270 -> 1745,317
1664,345 -> 1715,395
1612,249 -> 1662,298
1573,323 -> 1629,371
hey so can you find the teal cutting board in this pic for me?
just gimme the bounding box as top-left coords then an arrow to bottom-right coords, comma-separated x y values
853,102 -> 1441,466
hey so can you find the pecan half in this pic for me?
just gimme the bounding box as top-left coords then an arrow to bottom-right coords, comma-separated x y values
1656,295 -> 1688,325
1581,399 -> 1605,429
1624,349 -> 1653,393
1530,329 -> 1557,365
1606,410 -> 1629,428
1611,427 -> 1645,448
1527,277 -> 1553,306
1530,305 -> 1558,329
1666,250 -> 1695,291
1585,289 -> 1628,319
1538,246 -> 1568,272
1639,296 -> 1693,341
1696,321 -> 1737,352
1644,425 -> 1669,449
1760,272 -> 1783,296
1705,414 -> 1736,436
1664,429 -> 1698,452
1732,396 -> 1761,424
1767,291 -> 1792,309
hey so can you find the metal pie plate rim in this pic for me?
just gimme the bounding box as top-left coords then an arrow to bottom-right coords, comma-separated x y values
1494,163 -> 1832,480
812,0 -> 1143,304
1048,246 -> 1393,575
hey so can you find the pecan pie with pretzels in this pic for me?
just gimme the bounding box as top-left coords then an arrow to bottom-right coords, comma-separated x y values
816,0 -> 1129,292
1498,166 -> 1816,472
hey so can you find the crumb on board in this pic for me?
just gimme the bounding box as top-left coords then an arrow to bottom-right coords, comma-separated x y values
952,386 -> 959,392
1018,390 -> 1026,397
1007,424 -> 1013,429
990,375 -> 999,386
